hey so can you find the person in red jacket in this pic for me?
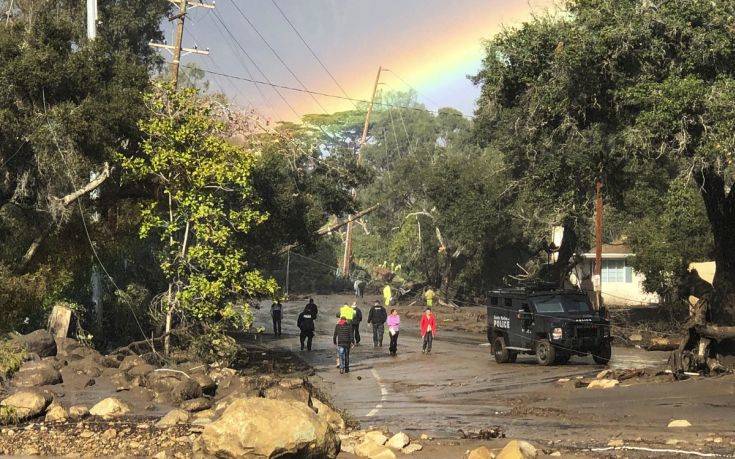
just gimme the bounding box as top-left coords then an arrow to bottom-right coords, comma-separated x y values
420,308 -> 437,354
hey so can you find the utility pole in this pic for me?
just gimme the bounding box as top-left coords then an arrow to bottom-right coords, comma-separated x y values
342,66 -> 382,278
593,179 -> 604,310
86,0 -> 97,40
5,0 -> 15,25
285,248 -> 291,299
149,0 -> 213,89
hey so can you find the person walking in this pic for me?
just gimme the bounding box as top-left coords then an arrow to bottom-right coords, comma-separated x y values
354,279 -> 365,298
304,298 -> 318,320
387,308 -> 400,356
420,308 -> 437,354
367,300 -> 387,347
335,303 -> 355,367
297,307 -> 316,351
423,287 -> 436,308
333,313 -> 355,374
270,298 -> 283,337
383,284 -> 392,307
351,302 -> 363,346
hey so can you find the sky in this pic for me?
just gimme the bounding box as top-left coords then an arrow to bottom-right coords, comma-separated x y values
165,0 -> 557,122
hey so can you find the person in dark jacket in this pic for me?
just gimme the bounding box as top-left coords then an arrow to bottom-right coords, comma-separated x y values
367,301 -> 388,347
304,298 -> 318,320
297,308 -> 316,351
333,314 -> 354,374
270,299 -> 283,337
351,302 -> 363,346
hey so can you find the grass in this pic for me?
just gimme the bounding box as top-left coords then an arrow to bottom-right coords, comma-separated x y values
0,405 -> 19,425
0,340 -> 26,381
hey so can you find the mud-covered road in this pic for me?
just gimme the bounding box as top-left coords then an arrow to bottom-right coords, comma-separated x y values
253,294 -> 735,455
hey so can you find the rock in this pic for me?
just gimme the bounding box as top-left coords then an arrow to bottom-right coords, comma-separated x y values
607,439 -> 624,447
11,363 -> 62,387
119,355 -> 146,372
666,439 -> 682,445
420,434 -> 431,440
191,373 -> 216,396
628,333 -> 643,342
386,432 -> 410,450
263,385 -> 312,405
101,355 -> 122,369
180,397 -> 212,412
647,337 -> 680,351
12,330 -> 57,357
355,439 -> 393,458
596,369 -> 612,379
128,363 -> 155,377
550,452 -> 561,457
89,397 -> 132,418
402,443 -> 423,454
587,379 -> 619,389
146,371 -> 202,404
311,398 -> 346,432
44,404 -> 68,422
201,397 -> 339,458
496,440 -> 537,459
468,446 -> 495,459
157,409 -> 190,427
101,428 -> 118,440
668,419 -> 692,428
278,377 -> 304,390
194,409 -> 215,419
192,417 -> 212,426
68,405 -> 89,420
0,390 -> 51,420
364,431 -> 389,446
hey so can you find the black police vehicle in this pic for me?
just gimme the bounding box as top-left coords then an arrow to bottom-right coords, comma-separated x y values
487,286 -> 611,365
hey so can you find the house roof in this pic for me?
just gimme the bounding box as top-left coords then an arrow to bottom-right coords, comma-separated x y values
580,242 -> 632,259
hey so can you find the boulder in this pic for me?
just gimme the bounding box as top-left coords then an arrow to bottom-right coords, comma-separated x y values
67,358 -> 103,377
89,397 -> 132,418
101,355 -> 122,368
191,373 -> 217,396
607,439 -> 624,447
668,419 -> 692,428
13,330 -> 57,357
402,443 -> 423,454
119,355 -> 145,372
468,446 -> 495,459
311,398 -> 346,432
201,397 -> 339,458
146,370 -> 202,404
263,385 -> 312,405
587,379 -> 619,389
45,404 -> 68,422
354,439 -> 395,458
496,440 -> 537,459
11,362 -> 62,387
180,397 -> 212,412
69,405 -> 89,420
364,431 -> 388,446
1,390 -> 51,420
386,432 -> 410,450
156,409 -> 190,427
128,363 -> 155,377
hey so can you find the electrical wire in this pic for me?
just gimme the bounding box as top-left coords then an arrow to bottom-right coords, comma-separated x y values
268,0 -> 357,109
228,0 -> 329,114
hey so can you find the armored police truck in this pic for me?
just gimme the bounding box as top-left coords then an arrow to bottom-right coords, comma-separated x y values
487,287 -> 611,366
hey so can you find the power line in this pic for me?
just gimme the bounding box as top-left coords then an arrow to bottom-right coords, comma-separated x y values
384,67 -> 442,111
227,0 -> 329,114
187,65 -> 473,119
268,0 -> 357,110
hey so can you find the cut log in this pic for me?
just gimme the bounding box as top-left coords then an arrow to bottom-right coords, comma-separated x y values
693,324 -> 735,341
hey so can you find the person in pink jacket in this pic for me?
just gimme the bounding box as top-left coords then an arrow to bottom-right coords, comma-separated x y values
386,309 -> 400,356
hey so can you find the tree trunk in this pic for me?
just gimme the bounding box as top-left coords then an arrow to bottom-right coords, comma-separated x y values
546,221 -> 579,287
695,168 -> 735,325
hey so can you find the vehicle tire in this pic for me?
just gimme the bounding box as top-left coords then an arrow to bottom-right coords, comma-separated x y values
492,336 -> 514,364
535,339 -> 556,366
555,352 -> 571,365
593,341 -> 612,365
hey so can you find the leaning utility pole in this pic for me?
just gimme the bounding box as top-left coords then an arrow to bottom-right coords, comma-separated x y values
86,0 -> 97,39
149,0 -> 213,89
593,179 -> 604,310
342,66 -> 382,278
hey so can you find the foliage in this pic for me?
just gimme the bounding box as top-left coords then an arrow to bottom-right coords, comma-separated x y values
0,340 -> 26,381
122,83 -> 278,329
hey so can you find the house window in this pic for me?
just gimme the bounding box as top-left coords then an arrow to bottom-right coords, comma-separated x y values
602,259 -> 633,283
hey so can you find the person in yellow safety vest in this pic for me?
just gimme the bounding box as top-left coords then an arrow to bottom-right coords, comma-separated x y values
383,284 -> 392,307
337,304 -> 355,322
424,287 -> 435,308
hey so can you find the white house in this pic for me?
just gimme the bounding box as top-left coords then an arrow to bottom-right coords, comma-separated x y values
571,243 -> 659,307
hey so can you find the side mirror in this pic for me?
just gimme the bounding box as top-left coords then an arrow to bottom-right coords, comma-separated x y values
517,310 -> 532,320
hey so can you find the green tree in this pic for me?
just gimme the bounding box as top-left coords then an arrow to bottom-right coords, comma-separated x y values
122,83 -> 277,352
473,0 -> 735,323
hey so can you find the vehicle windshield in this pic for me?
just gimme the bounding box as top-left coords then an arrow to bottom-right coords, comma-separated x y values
533,296 -> 591,314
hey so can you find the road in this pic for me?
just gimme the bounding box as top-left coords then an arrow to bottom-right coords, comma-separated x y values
253,293 -> 735,453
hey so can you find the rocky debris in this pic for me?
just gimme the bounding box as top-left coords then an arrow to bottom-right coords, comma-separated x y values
364,431 -> 389,446
468,446 -> 495,459
0,390 -> 51,421
180,397 -> 212,412
354,438 -> 395,459
128,363 -> 155,377
459,427 -> 505,439
89,397 -> 132,418
45,404 -> 68,422
386,432 -> 410,450
402,443 -> 423,454
156,409 -> 190,427
668,419 -> 692,428
587,379 -> 619,389
607,439 -> 624,447
191,372 -> 216,396
496,440 -> 537,459
262,384 -> 312,405
11,361 -> 62,387
146,370 -> 202,404
311,397 -> 346,432
646,337 -> 680,351
12,330 -> 57,357
119,355 -> 146,372
68,405 -> 89,420
201,397 -> 339,458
